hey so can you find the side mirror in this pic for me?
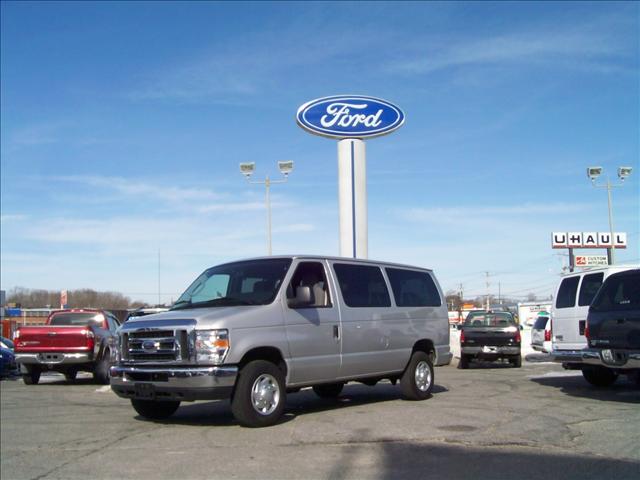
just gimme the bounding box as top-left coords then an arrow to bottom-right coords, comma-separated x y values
289,286 -> 313,307
520,325 -> 524,331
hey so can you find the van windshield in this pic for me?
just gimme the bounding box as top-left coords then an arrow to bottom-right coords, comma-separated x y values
172,258 -> 292,310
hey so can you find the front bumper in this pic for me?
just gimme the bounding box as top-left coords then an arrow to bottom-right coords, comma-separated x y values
110,365 -> 238,402
581,349 -> 640,370
15,352 -> 92,367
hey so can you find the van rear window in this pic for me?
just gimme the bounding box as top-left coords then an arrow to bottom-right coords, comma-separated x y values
591,271 -> 640,312
385,268 -> 441,307
556,276 -> 580,309
333,264 -> 391,308
578,273 -> 604,306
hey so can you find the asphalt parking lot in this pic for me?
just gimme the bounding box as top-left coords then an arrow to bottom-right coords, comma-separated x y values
1,354 -> 639,480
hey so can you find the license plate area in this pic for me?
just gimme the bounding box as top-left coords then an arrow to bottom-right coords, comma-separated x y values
482,346 -> 498,353
601,349 -> 627,366
134,383 -> 156,399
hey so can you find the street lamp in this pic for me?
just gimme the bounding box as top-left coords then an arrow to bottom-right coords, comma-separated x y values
239,161 -> 294,255
586,165 -> 633,264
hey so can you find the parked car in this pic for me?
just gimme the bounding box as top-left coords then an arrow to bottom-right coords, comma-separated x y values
531,312 -> 552,353
550,265 -> 638,371
111,256 -> 452,427
579,268 -> 640,386
1,337 -> 17,378
459,311 -> 521,368
125,307 -> 169,322
14,309 -> 120,385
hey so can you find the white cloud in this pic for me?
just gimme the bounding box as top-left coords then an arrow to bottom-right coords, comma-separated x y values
388,19 -> 635,75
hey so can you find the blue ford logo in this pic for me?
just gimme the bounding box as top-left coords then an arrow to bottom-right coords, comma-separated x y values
296,95 -> 405,139
142,341 -> 157,351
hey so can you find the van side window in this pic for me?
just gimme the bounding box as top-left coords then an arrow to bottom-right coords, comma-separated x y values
386,268 -> 441,307
333,264 -> 391,308
287,262 -> 331,308
577,273 -> 604,306
556,276 -> 580,308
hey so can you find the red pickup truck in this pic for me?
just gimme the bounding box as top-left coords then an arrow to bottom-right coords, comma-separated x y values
14,309 -> 120,385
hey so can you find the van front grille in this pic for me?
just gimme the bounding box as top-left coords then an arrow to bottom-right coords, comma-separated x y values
123,329 -> 188,363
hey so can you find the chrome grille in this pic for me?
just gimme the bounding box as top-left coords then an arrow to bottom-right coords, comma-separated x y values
124,329 -> 183,362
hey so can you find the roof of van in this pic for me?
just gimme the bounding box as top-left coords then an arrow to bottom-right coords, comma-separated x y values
559,264 -> 639,277
216,255 -> 435,272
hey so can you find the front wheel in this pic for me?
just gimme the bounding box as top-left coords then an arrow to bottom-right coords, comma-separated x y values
400,351 -> 434,400
93,350 -> 111,385
231,360 -> 286,428
582,366 -> 618,387
131,399 -> 181,419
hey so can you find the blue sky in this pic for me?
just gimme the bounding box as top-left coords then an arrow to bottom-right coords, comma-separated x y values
1,1 -> 638,304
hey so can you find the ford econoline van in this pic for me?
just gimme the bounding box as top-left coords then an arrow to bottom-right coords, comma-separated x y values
110,256 -> 451,427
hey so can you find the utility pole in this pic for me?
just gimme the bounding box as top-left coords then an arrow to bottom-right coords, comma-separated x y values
158,249 -> 161,306
485,272 -> 490,311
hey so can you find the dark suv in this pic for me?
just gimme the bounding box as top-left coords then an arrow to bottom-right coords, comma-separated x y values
580,268 -> 640,386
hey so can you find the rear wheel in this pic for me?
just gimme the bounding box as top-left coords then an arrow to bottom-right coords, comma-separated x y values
93,350 -> 111,385
313,383 -> 344,398
458,354 -> 469,369
231,360 -> 286,428
582,366 -> 618,387
509,354 -> 522,368
131,399 -> 180,419
400,351 -> 434,400
22,367 -> 41,385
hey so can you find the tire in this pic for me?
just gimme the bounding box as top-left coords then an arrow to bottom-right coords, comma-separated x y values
231,360 -> 286,428
313,383 -> 344,398
510,355 -> 522,368
22,368 -> 41,385
458,354 -> 469,370
64,369 -> 78,382
582,366 -> 618,387
400,351 -> 434,400
131,399 -> 180,419
93,350 -> 111,385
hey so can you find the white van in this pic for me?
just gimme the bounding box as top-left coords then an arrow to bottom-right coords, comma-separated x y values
550,265 -> 637,368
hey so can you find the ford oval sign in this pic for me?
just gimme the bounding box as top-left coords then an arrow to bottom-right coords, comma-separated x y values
296,95 -> 405,139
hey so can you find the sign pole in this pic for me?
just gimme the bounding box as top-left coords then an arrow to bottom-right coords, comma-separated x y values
568,248 -> 574,272
338,139 -> 367,258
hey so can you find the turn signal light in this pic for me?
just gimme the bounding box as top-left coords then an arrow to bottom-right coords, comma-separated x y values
460,329 -> 466,344
544,329 -> 551,342
515,330 -> 521,343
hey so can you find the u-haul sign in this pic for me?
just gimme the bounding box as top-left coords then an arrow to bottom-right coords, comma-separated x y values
552,232 -> 626,249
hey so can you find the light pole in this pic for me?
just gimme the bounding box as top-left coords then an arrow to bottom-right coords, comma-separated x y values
587,166 -> 633,265
239,161 -> 294,255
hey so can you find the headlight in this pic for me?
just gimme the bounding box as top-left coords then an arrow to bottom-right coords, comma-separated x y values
195,329 -> 230,364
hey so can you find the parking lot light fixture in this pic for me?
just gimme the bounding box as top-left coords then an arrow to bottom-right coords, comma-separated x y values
587,166 -> 633,265
240,161 -> 294,255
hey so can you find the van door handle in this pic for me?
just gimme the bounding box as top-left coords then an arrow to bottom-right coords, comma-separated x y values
333,325 -> 340,339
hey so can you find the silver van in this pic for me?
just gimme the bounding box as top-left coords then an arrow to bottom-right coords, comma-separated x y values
111,256 -> 451,427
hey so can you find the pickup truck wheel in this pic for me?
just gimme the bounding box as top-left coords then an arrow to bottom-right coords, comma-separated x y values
458,354 -> 469,369
93,351 -> 111,385
510,355 -> 522,368
400,351 -> 434,400
131,399 -> 180,419
231,360 -> 286,428
582,366 -> 618,387
313,383 -> 344,398
22,369 -> 41,385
